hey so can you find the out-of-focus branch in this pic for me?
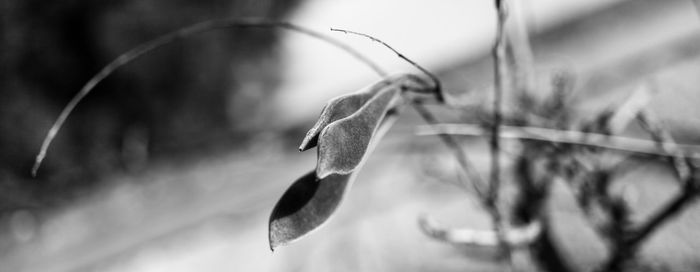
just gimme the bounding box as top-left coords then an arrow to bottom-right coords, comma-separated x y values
419,215 -> 542,249
637,110 -> 690,182
598,162 -> 699,272
506,0 -> 536,95
488,0 -> 511,264
415,123 -> 700,159
413,103 -> 486,196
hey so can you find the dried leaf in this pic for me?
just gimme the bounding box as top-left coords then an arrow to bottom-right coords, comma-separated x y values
269,170 -> 354,251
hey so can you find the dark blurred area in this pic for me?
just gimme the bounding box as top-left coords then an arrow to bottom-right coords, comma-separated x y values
0,0 -> 301,215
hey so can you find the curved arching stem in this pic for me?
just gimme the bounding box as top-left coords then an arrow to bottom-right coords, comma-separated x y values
32,18 -> 387,176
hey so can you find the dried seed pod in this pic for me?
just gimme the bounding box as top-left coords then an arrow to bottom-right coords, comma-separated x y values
314,84 -> 401,178
269,114 -> 399,250
268,170 -> 352,251
298,80 -> 388,152
299,74 -> 431,152
269,74 -> 431,250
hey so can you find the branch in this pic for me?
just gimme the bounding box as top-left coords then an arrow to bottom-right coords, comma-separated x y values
632,181 -> 699,245
506,0 -> 536,95
330,28 -> 443,102
599,164 -> 700,272
489,0 -> 511,263
489,0 -> 508,207
32,18 -> 387,176
419,215 -> 542,249
637,110 -> 690,181
413,104 -> 486,196
415,123 -> 700,159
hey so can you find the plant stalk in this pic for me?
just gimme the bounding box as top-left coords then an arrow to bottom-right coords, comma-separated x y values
489,0 -> 511,264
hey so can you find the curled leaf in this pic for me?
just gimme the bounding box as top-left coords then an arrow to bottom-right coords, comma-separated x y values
269,170 -> 354,251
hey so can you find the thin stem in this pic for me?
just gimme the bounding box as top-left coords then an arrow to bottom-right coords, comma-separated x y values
633,183 -> 698,245
506,0 -> 536,95
330,28 -> 443,102
413,103 -> 486,196
32,19 -> 386,176
489,0 -> 511,263
489,0 -> 508,206
415,123 -> 700,159
637,110 -> 690,181
599,167 -> 699,272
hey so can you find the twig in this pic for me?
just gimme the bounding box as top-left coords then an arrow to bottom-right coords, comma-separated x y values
413,104 -> 486,196
599,163 -> 699,272
506,0 -> 536,95
637,110 -> 690,181
415,123 -> 700,159
31,19 -> 386,176
419,215 -> 542,248
489,0 -> 511,264
489,0 -> 508,206
330,28 -> 443,102
634,184 -> 698,244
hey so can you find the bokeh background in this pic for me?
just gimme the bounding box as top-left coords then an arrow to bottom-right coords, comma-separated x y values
2,0 -> 700,271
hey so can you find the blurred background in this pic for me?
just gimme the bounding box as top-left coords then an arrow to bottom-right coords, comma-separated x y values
2,0 -> 700,271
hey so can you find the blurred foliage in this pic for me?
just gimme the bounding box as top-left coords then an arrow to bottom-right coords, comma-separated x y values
0,0 -> 301,212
